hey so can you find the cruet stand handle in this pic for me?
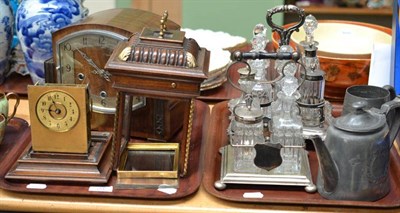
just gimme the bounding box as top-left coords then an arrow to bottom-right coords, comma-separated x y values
266,5 -> 305,46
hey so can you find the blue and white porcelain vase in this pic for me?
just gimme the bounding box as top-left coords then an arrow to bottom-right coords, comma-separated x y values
16,0 -> 88,84
0,0 -> 13,84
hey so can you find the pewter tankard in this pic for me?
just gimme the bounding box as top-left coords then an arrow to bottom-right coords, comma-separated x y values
342,85 -> 395,115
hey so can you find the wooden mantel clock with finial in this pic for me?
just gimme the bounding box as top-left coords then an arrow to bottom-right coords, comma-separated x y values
49,8 -> 183,142
105,11 -> 210,187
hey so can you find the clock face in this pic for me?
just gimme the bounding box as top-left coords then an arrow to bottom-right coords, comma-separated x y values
35,90 -> 80,132
56,30 -> 126,114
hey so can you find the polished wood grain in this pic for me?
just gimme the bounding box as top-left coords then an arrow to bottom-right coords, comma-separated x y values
5,131 -> 113,184
130,99 -> 185,141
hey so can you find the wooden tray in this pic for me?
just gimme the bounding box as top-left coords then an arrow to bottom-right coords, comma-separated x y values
202,101 -> 400,208
0,73 -> 32,96
198,43 -> 252,101
0,100 -> 209,200
198,62 -> 242,101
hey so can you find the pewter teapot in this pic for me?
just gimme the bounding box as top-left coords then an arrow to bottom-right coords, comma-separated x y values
309,96 -> 400,201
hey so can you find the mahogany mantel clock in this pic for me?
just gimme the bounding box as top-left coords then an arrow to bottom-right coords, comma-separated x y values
49,8 -> 182,140
51,8 -> 180,113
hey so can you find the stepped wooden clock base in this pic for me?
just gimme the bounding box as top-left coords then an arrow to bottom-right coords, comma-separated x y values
5,131 -> 113,184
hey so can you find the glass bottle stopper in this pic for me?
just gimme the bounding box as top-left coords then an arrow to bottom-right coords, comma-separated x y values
251,24 -> 267,52
300,15 -> 319,49
300,15 -> 320,71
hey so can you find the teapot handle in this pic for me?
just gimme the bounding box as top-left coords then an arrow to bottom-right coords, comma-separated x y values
383,85 -> 396,100
379,95 -> 400,147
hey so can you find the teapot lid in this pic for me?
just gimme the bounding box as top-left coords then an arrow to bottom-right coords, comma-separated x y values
334,101 -> 386,133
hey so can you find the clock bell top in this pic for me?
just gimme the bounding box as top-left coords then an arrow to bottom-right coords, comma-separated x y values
105,11 -> 210,98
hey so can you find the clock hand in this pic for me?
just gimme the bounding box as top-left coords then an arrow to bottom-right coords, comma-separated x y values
91,69 -> 112,82
75,48 -> 100,69
75,48 -> 112,82
49,96 -> 60,111
48,108 -> 62,114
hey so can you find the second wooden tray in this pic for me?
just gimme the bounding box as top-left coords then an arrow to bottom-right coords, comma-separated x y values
203,101 -> 400,208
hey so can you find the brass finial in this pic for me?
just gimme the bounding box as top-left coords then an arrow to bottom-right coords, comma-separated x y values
159,10 -> 168,38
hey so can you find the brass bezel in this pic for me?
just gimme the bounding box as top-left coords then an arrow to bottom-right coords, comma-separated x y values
35,90 -> 80,132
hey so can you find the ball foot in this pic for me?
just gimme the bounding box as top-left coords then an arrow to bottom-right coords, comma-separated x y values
305,183 -> 317,193
214,180 -> 226,190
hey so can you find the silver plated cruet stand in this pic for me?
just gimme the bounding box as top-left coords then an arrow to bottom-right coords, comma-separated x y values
215,5 -> 321,193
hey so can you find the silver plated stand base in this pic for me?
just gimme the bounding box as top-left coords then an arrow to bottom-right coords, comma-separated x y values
214,145 -> 317,193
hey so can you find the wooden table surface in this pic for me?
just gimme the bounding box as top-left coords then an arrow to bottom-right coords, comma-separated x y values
1,98 -> 400,213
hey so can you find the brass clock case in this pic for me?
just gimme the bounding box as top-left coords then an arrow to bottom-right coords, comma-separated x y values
28,84 -> 91,153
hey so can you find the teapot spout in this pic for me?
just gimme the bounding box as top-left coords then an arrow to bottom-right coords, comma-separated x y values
308,135 -> 339,193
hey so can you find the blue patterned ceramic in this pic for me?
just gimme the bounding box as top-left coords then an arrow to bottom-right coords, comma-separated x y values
0,0 -> 13,84
8,0 -> 28,76
16,0 -> 88,84
10,0 -> 19,49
